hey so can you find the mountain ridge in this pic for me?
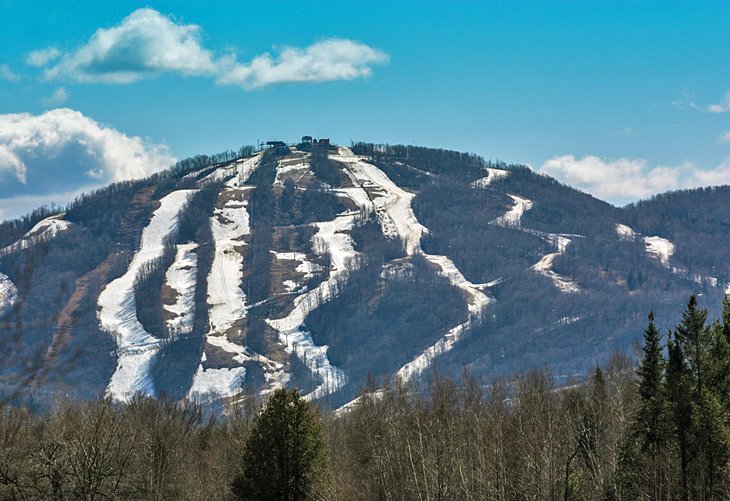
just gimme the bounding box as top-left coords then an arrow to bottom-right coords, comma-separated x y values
0,141 -> 728,411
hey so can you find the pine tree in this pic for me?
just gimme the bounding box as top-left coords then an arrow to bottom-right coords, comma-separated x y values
634,312 -> 671,499
232,388 -> 329,501
667,331 -> 692,501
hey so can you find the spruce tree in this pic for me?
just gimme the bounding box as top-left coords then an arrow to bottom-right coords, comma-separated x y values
667,331 -> 691,501
232,388 -> 329,501
636,312 -> 671,499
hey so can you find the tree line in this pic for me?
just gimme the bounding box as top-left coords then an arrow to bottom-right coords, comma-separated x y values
1,295 -> 728,500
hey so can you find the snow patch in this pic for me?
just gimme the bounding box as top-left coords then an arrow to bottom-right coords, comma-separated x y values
472,168 -> 510,188
531,235 -> 581,294
489,194 -> 533,227
99,189 -> 197,401
644,235 -> 674,268
0,273 -> 18,317
272,251 -> 323,280
0,213 -> 72,257
266,210 -> 360,400
163,243 -> 198,336
615,224 -> 636,242
188,364 -> 246,403
334,149 -> 428,255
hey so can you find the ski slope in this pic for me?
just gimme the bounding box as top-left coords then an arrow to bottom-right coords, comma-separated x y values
644,235 -> 674,268
472,167 -> 510,188
163,243 -> 198,336
99,189 -> 197,401
0,213 -> 72,257
332,148 -> 494,383
0,272 -> 18,317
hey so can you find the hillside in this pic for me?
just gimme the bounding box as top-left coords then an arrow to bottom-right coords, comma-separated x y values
0,141 -> 728,411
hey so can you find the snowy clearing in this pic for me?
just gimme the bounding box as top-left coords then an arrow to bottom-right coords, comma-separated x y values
531,235 -> 581,294
99,189 -> 197,401
0,273 -> 18,317
274,161 -> 310,186
489,194 -> 534,227
188,359 -> 246,403
271,251 -> 323,280
206,190 -> 252,333
266,210 -> 360,400
334,148 -> 428,256
472,168 -> 510,188
615,224 -> 637,242
644,236 -> 674,267
163,243 -> 198,336
0,213 -> 72,257
331,148 -> 494,384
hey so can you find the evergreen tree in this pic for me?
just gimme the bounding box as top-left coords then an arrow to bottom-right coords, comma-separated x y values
633,312 -> 671,499
667,331 -> 692,501
232,388 -> 329,501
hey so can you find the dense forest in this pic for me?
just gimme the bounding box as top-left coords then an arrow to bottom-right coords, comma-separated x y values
1,295 -> 728,500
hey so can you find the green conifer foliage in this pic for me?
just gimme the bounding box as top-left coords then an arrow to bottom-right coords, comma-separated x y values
232,388 -> 329,501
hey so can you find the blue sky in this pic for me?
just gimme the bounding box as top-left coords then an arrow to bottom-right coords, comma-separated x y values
1,0 -> 729,218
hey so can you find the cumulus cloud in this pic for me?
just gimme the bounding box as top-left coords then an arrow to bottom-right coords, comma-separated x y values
34,8 -> 387,88
41,86 -> 69,106
0,108 -> 175,186
539,155 -> 730,205
708,91 -> 730,113
218,38 -> 389,89
0,64 -> 20,82
26,47 -> 61,67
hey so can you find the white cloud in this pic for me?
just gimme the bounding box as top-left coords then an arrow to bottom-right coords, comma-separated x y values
0,108 -> 175,184
539,155 -> 730,205
217,38 -> 390,89
708,91 -> 730,113
720,131 -> 730,143
26,47 -> 61,67
0,64 -> 20,82
42,86 -> 69,106
35,8 -> 388,88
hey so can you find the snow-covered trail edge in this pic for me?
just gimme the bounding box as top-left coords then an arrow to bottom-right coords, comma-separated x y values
333,148 -> 494,383
490,194 -> 581,294
163,243 -> 198,336
99,189 -> 197,401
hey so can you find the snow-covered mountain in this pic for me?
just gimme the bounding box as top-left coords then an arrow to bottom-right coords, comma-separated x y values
1,141 -> 729,411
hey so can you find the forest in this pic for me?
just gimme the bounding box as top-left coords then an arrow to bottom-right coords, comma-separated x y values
1,294 -> 729,500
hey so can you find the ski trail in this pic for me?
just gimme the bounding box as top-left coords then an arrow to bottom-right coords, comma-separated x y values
0,213 -> 72,257
490,193 -> 580,293
643,235 -> 674,268
163,243 -> 198,336
266,209 -> 360,401
472,167 -> 510,188
188,153 -> 290,402
0,272 -> 18,317
99,189 -> 197,401
332,148 -> 494,383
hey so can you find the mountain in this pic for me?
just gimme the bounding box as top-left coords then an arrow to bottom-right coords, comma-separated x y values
0,141 -> 728,411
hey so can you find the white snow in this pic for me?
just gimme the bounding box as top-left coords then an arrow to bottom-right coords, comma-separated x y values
163,243 -> 198,336
266,210 -> 360,400
472,168 -> 510,188
531,235 -> 581,294
199,153 -> 261,186
206,190 -> 252,333
272,251 -> 323,280
489,194 -> 534,227
644,235 -> 675,267
274,161 -> 310,185
0,213 -> 72,257
189,156 -> 264,400
331,148 -> 494,384
615,224 -> 636,242
99,189 -> 197,401
0,272 -> 18,317
188,363 -> 246,403
334,148 -> 428,255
